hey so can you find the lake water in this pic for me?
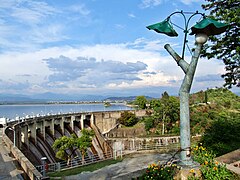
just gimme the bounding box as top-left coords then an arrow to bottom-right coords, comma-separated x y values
0,103 -> 133,119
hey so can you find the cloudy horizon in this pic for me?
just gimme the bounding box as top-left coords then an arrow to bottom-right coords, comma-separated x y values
0,0 -> 238,99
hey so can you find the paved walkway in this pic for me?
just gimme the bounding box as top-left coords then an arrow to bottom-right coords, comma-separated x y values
216,149 -> 240,176
0,128 -> 24,180
65,153 -> 173,180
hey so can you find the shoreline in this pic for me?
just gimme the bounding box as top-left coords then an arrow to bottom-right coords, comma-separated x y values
0,101 -> 127,106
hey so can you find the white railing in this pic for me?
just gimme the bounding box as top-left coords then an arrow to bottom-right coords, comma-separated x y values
36,151 -> 113,174
36,142 -> 180,175
114,143 -> 180,159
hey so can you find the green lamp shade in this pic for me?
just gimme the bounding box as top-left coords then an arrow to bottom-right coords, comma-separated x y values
190,18 -> 228,36
147,20 -> 178,37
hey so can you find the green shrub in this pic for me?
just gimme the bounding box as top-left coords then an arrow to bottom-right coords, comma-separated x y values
143,117 -> 155,131
137,144 -> 236,180
190,144 -> 235,180
117,111 -> 139,127
201,115 -> 240,156
138,162 -> 180,180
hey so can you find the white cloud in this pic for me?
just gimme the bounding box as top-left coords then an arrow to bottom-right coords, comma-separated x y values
139,0 -> 201,9
0,41 -> 169,94
107,72 -> 178,89
43,56 -> 147,85
0,1 -> 94,52
10,1 -> 57,24
0,0 -> 227,97
0,51 -> 50,83
0,38 -> 226,95
139,0 -> 164,8
180,0 -> 202,5
196,58 -> 225,75
0,0 -> 16,8
115,24 -> 125,29
68,4 -> 91,16
30,24 -> 67,43
128,13 -> 136,18
0,0 -> 67,52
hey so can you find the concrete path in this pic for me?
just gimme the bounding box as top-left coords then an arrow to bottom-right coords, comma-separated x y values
65,153 -> 173,180
216,149 -> 240,176
0,128 -> 24,180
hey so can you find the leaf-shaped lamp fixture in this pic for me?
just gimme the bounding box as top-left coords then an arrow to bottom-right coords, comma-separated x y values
147,19 -> 178,37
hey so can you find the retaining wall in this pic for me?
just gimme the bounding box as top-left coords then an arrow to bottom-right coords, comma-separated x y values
94,110 -> 152,133
3,133 -> 42,180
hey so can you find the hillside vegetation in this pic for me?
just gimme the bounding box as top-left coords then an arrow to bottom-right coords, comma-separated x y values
190,88 -> 240,156
189,88 -> 239,134
122,88 -> 240,156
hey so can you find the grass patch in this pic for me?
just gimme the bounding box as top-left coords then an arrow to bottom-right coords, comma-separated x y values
48,158 -> 122,177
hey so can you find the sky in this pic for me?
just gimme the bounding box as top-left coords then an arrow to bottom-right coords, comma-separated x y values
0,0 -> 236,98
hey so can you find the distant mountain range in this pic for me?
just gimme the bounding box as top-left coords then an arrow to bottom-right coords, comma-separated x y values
0,94 -> 42,103
103,96 -> 154,102
0,93 -> 107,103
0,93 -> 155,103
0,89 -> 238,104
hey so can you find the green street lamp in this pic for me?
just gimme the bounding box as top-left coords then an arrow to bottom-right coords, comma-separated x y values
147,11 -> 228,166
146,19 -> 178,37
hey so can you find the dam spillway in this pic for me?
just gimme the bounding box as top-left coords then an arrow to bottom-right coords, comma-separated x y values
4,110 -> 149,167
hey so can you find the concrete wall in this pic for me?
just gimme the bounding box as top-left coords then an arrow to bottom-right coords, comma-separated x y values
3,131 -> 42,180
106,124 -> 147,138
93,110 -> 152,133
93,112 -> 119,133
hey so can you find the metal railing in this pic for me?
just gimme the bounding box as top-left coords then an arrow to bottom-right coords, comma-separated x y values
114,142 -> 180,158
36,142 -> 180,175
138,143 -> 179,150
36,151 -> 113,174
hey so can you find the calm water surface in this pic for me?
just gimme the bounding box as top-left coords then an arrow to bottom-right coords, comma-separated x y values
0,103 -> 132,119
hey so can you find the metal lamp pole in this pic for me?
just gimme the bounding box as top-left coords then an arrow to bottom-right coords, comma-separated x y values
147,11 -> 228,166
164,40 -> 206,165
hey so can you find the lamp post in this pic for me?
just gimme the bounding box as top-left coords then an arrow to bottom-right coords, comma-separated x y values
147,11 -> 228,166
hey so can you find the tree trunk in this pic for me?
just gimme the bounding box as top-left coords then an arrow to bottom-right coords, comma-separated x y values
81,150 -> 85,164
162,113 -> 165,135
67,155 -> 71,167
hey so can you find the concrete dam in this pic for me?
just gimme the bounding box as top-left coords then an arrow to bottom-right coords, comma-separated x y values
2,110 -> 149,179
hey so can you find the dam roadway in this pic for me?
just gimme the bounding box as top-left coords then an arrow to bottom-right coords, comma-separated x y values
0,128 -> 25,179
